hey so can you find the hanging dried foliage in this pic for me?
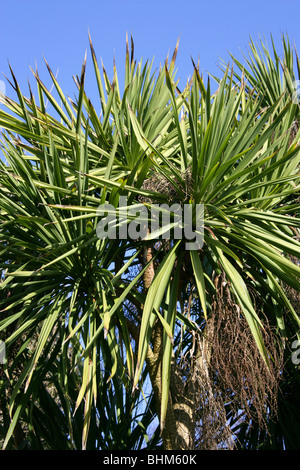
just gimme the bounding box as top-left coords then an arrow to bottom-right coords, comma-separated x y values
174,271 -> 285,449
199,275 -> 284,436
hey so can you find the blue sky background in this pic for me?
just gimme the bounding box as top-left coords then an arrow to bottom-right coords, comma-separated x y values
1,0 -> 300,107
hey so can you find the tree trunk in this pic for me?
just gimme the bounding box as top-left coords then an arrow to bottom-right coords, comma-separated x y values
141,243 -> 196,450
143,244 -> 155,290
146,325 -> 196,450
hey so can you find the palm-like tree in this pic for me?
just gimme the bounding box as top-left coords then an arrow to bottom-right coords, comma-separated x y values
0,33 -> 299,450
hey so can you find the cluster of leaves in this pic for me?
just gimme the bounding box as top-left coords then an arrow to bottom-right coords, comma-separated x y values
0,33 -> 300,449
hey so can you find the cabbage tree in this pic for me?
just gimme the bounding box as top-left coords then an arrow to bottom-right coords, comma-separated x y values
0,34 -> 299,450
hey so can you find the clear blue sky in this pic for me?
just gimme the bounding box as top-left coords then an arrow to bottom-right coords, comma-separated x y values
1,0 -> 300,104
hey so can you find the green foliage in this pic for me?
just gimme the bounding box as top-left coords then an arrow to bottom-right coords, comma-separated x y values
0,33 -> 299,450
